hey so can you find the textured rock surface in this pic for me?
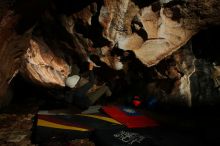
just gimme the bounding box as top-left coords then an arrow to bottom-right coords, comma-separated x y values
145,41 -> 220,107
0,114 -> 34,146
134,6 -> 195,67
0,10 -> 30,99
99,0 -> 220,66
0,0 -> 220,107
20,38 -> 71,87
99,0 -> 139,42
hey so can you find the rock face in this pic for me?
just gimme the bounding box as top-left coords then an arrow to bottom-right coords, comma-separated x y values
0,0 -> 220,107
146,41 -> 219,107
20,38 -> 70,87
0,10 -> 31,100
99,0 -> 220,67
99,0 -> 139,42
134,5 -> 195,67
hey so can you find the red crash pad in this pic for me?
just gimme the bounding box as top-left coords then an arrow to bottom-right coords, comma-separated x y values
102,106 -> 159,128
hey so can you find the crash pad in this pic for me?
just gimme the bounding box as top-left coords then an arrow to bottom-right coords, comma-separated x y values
101,106 -> 159,128
32,111 -> 123,143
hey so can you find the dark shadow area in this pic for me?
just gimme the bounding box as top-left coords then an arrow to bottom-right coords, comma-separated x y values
0,73 -> 69,114
13,0 -> 50,34
53,0 -> 95,15
0,74 -> 43,114
74,0 -> 110,48
192,25 -> 220,64
132,0 -> 159,8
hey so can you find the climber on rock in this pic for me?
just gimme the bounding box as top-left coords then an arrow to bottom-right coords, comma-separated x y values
65,60 -> 112,109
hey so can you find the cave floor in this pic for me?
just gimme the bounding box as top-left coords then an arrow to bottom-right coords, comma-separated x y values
1,95 -> 220,146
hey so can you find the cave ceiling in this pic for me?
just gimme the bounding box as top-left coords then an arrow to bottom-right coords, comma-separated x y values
1,0 -> 220,106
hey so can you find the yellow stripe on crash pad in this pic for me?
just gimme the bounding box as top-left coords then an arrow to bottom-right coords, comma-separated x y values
37,119 -> 89,131
77,114 -> 122,125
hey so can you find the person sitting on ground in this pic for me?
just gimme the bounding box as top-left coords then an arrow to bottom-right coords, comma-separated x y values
65,61 -> 112,109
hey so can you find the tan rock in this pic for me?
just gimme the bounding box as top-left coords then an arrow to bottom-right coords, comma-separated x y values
21,38 -> 71,87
